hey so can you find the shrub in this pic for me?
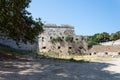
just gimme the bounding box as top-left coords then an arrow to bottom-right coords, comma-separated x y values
51,36 -> 63,43
65,35 -> 73,42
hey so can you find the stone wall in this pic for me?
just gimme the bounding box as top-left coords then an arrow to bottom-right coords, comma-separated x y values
0,37 -> 37,51
0,24 -> 88,55
89,45 -> 120,56
38,24 -> 88,55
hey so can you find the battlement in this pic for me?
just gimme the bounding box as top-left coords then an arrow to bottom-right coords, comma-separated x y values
43,24 -> 74,29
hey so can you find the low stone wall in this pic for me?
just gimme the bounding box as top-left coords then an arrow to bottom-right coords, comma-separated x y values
0,38 -> 37,51
89,45 -> 120,56
90,52 -> 119,56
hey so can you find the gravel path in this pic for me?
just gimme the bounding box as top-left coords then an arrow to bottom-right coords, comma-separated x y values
0,58 -> 120,80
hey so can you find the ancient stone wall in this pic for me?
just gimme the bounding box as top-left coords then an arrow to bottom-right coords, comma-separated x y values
38,24 -> 88,55
0,24 -> 88,55
89,45 -> 120,56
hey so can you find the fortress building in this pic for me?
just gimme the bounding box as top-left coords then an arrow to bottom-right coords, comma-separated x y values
38,24 -> 88,55
0,24 -> 88,55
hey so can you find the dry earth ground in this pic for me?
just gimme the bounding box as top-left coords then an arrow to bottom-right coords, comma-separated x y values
0,56 -> 120,80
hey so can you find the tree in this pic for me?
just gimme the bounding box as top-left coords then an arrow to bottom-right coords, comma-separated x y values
87,32 -> 110,47
0,0 -> 43,44
87,36 -> 99,48
100,32 -> 110,42
109,31 -> 120,41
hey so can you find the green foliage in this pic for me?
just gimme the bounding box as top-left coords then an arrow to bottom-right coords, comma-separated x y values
0,0 -> 43,44
92,32 -> 109,42
65,35 -> 73,42
87,32 -> 109,47
87,40 -> 99,48
51,36 -> 63,43
110,31 -> 120,41
87,31 -> 120,47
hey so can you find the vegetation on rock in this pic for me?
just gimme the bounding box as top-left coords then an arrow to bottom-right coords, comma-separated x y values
65,35 -> 73,42
51,36 -> 63,43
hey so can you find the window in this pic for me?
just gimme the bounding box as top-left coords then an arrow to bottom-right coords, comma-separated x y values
58,46 -> 61,49
42,47 -> 46,49
105,52 -> 108,55
50,37 -> 52,39
118,52 -> 120,55
42,37 -> 44,39
69,47 -> 72,49
90,53 -> 92,55
79,47 -> 82,49
76,38 -> 78,40
42,37 -> 45,42
94,52 -> 96,55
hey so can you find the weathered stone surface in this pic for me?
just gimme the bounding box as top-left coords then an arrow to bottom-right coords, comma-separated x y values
38,24 -> 88,55
0,24 -> 88,54
89,40 -> 120,56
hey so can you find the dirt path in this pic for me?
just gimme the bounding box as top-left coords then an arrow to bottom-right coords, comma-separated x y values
0,58 -> 120,80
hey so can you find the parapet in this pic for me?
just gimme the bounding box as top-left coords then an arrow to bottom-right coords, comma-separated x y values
43,24 -> 74,29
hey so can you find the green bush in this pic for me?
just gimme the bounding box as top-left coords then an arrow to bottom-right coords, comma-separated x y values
65,35 -> 73,42
51,36 -> 63,43
87,40 -> 99,48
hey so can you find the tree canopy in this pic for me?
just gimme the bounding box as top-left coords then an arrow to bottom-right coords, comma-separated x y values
0,0 -> 43,44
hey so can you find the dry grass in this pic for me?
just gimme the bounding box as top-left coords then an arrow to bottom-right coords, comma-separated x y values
39,52 -> 120,62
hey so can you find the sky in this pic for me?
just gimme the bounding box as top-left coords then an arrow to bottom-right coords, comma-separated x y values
27,0 -> 120,35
